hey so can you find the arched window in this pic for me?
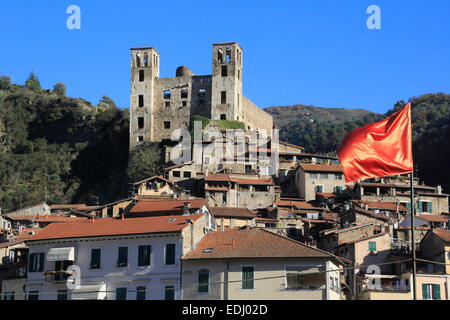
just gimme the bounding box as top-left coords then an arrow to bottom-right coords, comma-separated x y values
144,53 -> 149,67
198,269 -> 209,293
315,185 -> 324,193
136,54 -> 141,67
217,48 -> 223,64
163,90 -> 171,100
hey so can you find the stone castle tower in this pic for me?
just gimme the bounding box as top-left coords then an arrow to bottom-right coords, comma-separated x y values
129,42 -> 273,150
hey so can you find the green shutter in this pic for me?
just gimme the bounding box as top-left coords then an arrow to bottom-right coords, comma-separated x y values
369,242 -> 377,251
198,270 -> 209,293
422,284 -> 429,300
434,284 -> 441,300
428,202 -> 433,214
242,267 -> 254,289
418,201 -> 423,213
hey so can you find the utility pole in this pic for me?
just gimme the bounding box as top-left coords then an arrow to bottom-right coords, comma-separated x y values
410,172 -> 417,300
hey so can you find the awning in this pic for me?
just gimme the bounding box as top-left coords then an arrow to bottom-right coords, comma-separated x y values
71,284 -> 107,300
47,247 -> 75,262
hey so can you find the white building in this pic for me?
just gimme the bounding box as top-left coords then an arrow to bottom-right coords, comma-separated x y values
24,213 -> 216,300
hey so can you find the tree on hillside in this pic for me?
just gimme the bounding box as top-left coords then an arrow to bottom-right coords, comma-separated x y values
25,72 -> 42,91
126,142 -> 163,183
53,82 -> 67,96
0,75 -> 11,90
98,95 -> 117,109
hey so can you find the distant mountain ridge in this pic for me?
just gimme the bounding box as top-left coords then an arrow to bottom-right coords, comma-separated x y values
265,104 -> 381,128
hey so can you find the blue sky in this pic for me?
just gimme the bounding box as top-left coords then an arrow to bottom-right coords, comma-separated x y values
1,0 -> 449,114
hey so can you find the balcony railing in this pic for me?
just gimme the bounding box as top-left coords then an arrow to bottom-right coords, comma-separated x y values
367,285 -> 410,292
44,270 -> 72,282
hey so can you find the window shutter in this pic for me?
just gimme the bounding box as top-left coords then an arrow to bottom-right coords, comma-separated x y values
422,284 -> 429,300
242,267 -> 254,289
38,253 -> 45,272
28,253 -> 35,272
435,284 -> 441,300
428,202 -> 433,214
418,201 -> 423,213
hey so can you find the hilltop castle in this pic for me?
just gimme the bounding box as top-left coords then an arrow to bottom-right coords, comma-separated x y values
129,42 -> 274,149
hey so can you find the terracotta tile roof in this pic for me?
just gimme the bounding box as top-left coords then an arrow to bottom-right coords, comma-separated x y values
417,214 -> 449,223
130,199 -> 206,214
0,239 -> 27,249
279,141 -> 305,150
4,215 -> 88,222
316,192 -> 336,198
276,200 -> 321,210
163,161 -> 193,171
183,228 -> 336,260
255,218 -> 279,222
205,174 -> 231,182
353,200 -> 408,211
299,163 -> 344,173
26,214 -> 203,242
205,186 -> 230,192
233,178 -> 274,185
133,175 -> 175,186
433,229 -> 450,242
338,232 -> 388,246
210,207 -> 256,219
323,212 -> 339,221
350,207 -> 390,222
50,204 -> 87,210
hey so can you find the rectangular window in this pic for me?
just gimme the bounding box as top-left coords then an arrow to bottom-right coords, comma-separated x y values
309,173 -> 318,179
3,292 -> 15,301
183,171 -> 192,178
165,243 -> 176,265
138,136 -> 144,142
28,291 -> 39,301
286,266 -> 325,290
138,95 -> 144,107
422,283 -> 441,300
57,290 -> 68,300
320,173 -> 328,179
164,121 -> 171,129
138,117 -> 144,129
163,90 -> 171,100
28,253 -> 44,273
139,70 -> 145,82
165,286 -> 175,300
220,114 -> 226,120
136,286 -> 146,300
221,65 -> 228,77
116,288 -> 127,300
198,270 -> 209,293
138,245 -> 151,267
117,247 -> 128,267
221,91 -> 227,104
182,101 -> 187,107
335,173 -> 343,180
242,266 -> 255,289
90,249 -> 101,269
172,171 -> 181,178
165,101 -> 171,108
368,241 -> 377,252
181,90 -> 188,99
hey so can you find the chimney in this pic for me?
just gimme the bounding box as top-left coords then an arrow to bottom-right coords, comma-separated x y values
121,213 -> 125,221
183,202 -> 191,216
437,185 -> 442,194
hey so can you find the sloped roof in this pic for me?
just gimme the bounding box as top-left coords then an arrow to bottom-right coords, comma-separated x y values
183,227 -> 337,260
298,164 -> 344,173
209,207 -> 256,219
4,215 -> 88,223
353,200 -> 408,211
417,214 -> 449,223
130,199 -> 206,214
26,214 -> 203,242
432,229 -> 450,242
133,175 -> 175,186
350,207 -> 390,222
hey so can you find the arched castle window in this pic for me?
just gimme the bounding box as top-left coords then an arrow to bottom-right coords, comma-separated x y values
136,54 -> 141,67
226,48 -> 232,63
144,53 -> 149,67
218,49 -> 223,64
163,90 -> 171,100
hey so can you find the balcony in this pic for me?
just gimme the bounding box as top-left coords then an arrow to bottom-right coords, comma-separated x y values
43,269 -> 73,282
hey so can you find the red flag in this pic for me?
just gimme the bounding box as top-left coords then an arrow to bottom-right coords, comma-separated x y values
337,103 -> 413,183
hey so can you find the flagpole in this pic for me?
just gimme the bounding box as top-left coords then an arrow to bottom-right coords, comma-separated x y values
410,171 -> 417,300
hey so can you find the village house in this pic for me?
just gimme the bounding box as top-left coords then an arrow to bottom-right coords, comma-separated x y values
181,227 -> 347,300
208,207 -> 256,229
340,206 -> 390,227
23,213 -> 216,300
294,164 -> 346,202
132,176 -> 181,198
128,198 -> 209,218
204,173 -> 278,210
419,229 -> 450,274
335,232 -> 391,274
